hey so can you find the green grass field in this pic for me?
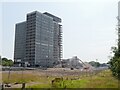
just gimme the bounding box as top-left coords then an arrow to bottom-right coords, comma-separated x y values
52,70 -> 119,88
2,70 -> 120,88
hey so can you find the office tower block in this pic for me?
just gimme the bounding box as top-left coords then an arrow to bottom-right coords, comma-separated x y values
14,11 -> 62,67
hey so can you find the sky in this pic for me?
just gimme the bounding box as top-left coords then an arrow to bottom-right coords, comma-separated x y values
0,0 -> 119,63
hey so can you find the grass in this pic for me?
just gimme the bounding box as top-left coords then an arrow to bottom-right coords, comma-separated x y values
2,69 -> 120,88
85,70 -> 119,88
55,70 -> 119,88
2,71 -> 55,84
27,84 -> 51,88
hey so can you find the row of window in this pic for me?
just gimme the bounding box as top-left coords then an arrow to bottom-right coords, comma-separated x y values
27,16 -> 36,20
27,26 -> 35,30
27,22 -> 36,27
26,38 -> 35,42
36,26 -> 53,31
36,14 -> 52,21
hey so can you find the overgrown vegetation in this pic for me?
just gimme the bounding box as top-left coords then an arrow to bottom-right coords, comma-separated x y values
2,70 -> 119,88
2,71 -> 54,84
27,70 -> 119,88
1,57 -> 14,66
108,28 -> 120,80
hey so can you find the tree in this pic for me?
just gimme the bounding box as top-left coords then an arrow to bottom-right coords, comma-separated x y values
89,61 -> 100,67
109,12 -> 120,80
109,47 -> 120,80
2,57 -> 14,66
0,56 -> 1,65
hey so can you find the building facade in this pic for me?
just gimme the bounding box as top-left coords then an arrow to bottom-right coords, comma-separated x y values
14,22 -> 26,66
14,11 -> 62,67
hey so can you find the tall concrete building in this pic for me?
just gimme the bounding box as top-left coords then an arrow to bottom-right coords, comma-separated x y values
14,11 -> 62,67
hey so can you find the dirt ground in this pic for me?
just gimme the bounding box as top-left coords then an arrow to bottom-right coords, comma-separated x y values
2,68 -> 93,77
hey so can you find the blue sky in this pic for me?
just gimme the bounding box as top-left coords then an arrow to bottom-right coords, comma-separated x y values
1,0 -> 119,63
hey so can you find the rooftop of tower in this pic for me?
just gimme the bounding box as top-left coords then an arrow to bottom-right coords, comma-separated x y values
43,12 -> 61,23
27,11 -> 61,23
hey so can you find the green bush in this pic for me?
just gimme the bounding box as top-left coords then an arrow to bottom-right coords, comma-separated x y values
109,47 -> 120,80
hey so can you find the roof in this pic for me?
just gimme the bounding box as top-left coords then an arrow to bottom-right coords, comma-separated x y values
43,12 -> 61,23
